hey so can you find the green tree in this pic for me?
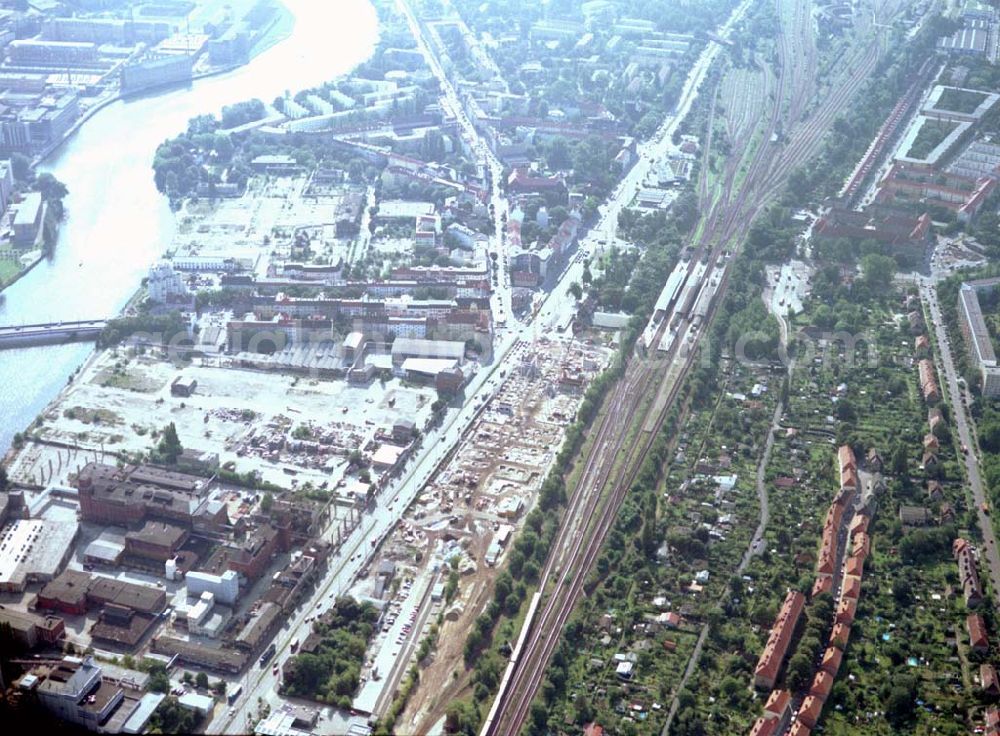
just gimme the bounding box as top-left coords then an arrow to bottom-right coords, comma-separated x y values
195,671 -> 209,689
891,443 -> 909,477
785,653 -> 812,692
35,173 -> 68,201
11,152 -> 32,181
158,422 -> 183,464
860,253 -> 896,288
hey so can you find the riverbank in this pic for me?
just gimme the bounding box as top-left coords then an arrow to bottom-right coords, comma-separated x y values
0,3 -> 300,297
34,2 -> 296,169
0,0 -> 379,454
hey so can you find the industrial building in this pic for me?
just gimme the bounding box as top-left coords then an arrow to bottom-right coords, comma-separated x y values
83,529 -> 126,566
7,40 -> 99,67
390,337 -> 466,369
185,569 -> 240,606
25,655 -> 146,733
36,569 -> 166,617
0,607 -> 65,648
75,462 -> 220,528
124,520 -> 189,561
121,53 -> 194,95
12,190 -> 44,245
0,517 -> 78,593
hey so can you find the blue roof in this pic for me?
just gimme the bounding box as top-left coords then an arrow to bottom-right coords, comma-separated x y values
122,692 -> 165,734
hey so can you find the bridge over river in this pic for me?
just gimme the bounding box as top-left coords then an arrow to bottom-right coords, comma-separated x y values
0,319 -> 106,349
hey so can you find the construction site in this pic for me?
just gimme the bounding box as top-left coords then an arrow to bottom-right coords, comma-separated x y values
5,347 -> 438,494
344,332 -> 613,726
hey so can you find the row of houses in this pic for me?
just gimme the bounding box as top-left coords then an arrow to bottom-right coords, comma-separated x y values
751,447 -> 875,735
753,590 -> 805,691
954,537 -> 985,609
918,358 -> 940,403
792,502 -> 873,735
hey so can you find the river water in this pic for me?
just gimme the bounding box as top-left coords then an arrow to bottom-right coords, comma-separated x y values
0,0 -> 378,452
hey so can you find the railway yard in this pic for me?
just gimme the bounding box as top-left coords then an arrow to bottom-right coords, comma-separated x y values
484,0 -> 912,732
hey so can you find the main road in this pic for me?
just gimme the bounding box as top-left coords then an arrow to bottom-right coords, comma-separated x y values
395,0 -> 511,322
216,0 -> 763,728
920,278 -> 1000,608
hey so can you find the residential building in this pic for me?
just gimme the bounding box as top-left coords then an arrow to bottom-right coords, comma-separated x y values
918,358 -> 940,403
754,590 -> 805,689
969,612 -> 990,653
749,689 -> 792,736
983,664 -> 1000,696
958,280 -> 1000,397
147,260 -> 190,304
955,537 -> 985,608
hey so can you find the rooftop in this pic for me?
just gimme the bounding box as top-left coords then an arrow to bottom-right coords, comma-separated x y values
125,520 -> 187,549
0,517 -> 77,589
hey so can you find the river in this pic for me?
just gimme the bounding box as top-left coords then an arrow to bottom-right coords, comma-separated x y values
0,0 -> 378,452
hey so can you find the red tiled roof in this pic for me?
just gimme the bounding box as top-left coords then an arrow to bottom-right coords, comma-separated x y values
840,467 -> 858,490
797,695 -> 824,728
986,705 -> 1000,733
841,575 -> 861,601
845,555 -> 864,577
838,445 -> 856,472
836,596 -> 857,626
982,664 -> 999,693
969,613 -> 989,650
763,689 -> 791,718
821,646 -> 843,677
849,513 -> 869,537
810,670 -> 834,701
831,623 -> 851,649
754,591 -> 806,688
812,576 -> 833,597
748,718 -> 778,736
851,533 -> 870,560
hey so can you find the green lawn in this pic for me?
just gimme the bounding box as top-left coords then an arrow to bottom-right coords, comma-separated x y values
0,256 -> 22,288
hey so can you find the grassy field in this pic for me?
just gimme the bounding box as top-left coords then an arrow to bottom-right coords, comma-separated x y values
0,256 -> 22,289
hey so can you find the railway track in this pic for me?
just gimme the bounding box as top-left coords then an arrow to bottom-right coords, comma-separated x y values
490,299 -> 708,736
485,0 -> 911,732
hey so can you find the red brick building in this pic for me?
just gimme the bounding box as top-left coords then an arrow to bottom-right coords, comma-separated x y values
754,590 -> 805,690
